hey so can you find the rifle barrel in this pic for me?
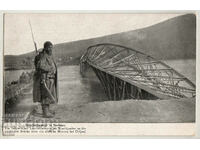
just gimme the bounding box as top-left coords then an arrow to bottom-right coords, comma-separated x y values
29,20 -> 38,54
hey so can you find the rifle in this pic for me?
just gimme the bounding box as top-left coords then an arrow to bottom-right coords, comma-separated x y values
29,20 -> 38,54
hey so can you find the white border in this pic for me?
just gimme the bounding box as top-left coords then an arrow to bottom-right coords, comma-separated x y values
0,10 -> 199,138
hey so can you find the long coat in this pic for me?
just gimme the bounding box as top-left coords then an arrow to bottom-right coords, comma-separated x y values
33,50 -> 58,103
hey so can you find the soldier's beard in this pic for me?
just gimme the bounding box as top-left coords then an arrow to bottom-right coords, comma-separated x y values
46,50 -> 52,55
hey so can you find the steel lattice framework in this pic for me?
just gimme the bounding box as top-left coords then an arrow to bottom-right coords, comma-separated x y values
80,43 -> 195,100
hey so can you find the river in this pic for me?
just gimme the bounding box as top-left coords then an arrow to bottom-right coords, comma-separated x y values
58,65 -> 107,104
4,59 -> 196,104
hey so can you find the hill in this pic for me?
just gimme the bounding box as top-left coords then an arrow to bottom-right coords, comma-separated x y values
4,14 -> 196,69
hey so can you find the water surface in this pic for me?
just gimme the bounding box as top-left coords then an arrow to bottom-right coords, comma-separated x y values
4,59 -> 196,104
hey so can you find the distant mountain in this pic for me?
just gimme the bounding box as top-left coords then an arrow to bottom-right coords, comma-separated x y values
4,14 -> 196,69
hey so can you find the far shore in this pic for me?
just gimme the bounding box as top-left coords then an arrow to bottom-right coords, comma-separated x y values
4,64 -> 80,71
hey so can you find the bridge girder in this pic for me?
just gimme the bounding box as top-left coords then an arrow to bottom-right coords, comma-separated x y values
80,43 -> 195,100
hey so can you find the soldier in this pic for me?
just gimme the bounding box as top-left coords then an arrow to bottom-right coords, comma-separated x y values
33,41 -> 58,118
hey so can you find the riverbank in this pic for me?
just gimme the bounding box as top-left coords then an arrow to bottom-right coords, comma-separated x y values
27,97 -> 195,123
4,57 -> 80,71
5,71 -> 34,114
5,81 -> 195,123
4,84 -> 196,123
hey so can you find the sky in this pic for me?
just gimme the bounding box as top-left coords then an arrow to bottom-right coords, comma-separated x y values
4,13 -> 183,55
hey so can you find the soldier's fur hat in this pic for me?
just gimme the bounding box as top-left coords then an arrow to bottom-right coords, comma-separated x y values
44,41 -> 53,49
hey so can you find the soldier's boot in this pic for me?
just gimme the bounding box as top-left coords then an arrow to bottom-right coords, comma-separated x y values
46,104 -> 55,117
42,104 -> 54,118
48,105 -> 55,115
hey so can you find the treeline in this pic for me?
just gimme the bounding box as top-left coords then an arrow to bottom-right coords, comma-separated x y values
5,55 -> 80,70
4,56 -> 34,70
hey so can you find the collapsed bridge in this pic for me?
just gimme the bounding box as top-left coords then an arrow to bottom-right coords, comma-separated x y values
80,43 -> 195,100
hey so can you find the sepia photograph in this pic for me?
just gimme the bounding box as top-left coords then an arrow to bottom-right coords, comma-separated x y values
3,12 -> 196,126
